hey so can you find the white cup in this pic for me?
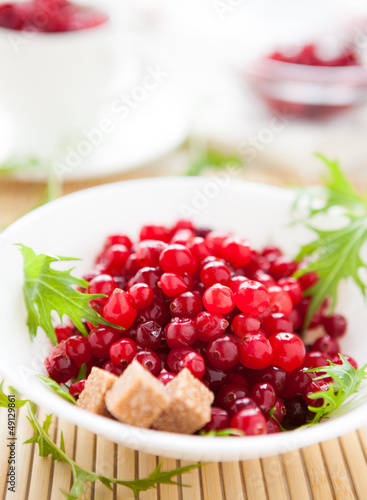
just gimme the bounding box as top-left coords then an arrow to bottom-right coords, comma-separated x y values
0,21 -> 118,159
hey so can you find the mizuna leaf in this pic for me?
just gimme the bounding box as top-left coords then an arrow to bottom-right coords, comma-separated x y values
36,375 -> 76,404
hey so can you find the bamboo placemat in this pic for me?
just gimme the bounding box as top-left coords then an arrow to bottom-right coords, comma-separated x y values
1,157 -> 367,500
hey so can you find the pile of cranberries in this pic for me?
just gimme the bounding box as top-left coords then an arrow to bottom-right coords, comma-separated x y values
45,220 -> 356,436
0,0 -> 107,32
268,44 -> 360,67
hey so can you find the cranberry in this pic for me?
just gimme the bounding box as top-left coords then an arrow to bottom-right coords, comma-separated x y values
102,360 -> 125,376
322,314 -> 347,339
203,366 -> 231,391
261,313 -> 293,337
303,351 -> 330,369
272,397 -> 287,423
239,333 -> 273,370
268,286 -> 293,316
200,261 -> 231,288
230,408 -> 267,435
250,382 -> 277,413
234,280 -> 269,316
305,379 -> 330,407
278,277 -> 302,305
136,321 -> 162,349
167,347 -> 195,373
100,244 -> 129,276
227,397 -> 258,418
254,365 -> 288,395
165,318 -> 198,349
135,240 -> 167,267
266,419 -> 282,434
244,250 -> 270,276
103,289 -> 137,329
44,341 -> 78,384
88,327 -> 121,359
159,273 -> 187,297
262,245 -> 282,259
281,367 -> 314,398
333,354 -> 358,370
138,295 -> 170,326
170,292 -> 203,319
205,231 -> 231,255
297,297 -> 323,329
134,349 -> 161,376
269,332 -> 306,372
195,311 -> 228,342
105,233 -> 132,249
298,272 -> 319,291
69,379 -> 86,400
128,283 -> 154,309
215,383 -> 249,408
202,407 -> 229,432
65,335 -> 92,366
139,224 -> 170,242
289,308 -> 302,331
232,314 -> 260,338
230,276 -> 248,294
311,335 -> 340,357
128,267 -> 162,290
171,219 -> 195,233
207,335 -> 239,370
124,254 -> 140,277
203,284 -> 234,314
269,256 -> 297,280
171,229 -> 195,244
284,397 -> 308,427
109,338 -> 137,367
157,370 -> 176,385
55,324 -> 74,343
159,244 -> 196,275
253,270 -> 276,289
88,274 -> 117,308
187,237 -> 212,261
219,236 -> 251,268
181,351 -> 206,379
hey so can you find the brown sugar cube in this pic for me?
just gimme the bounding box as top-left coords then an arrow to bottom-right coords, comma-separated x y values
76,367 -> 117,417
105,360 -> 169,428
153,368 -> 214,434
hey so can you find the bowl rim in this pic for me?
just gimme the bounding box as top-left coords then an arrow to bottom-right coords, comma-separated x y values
1,176 -> 367,461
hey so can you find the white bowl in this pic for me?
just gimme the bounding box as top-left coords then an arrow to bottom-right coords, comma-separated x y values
0,177 -> 366,461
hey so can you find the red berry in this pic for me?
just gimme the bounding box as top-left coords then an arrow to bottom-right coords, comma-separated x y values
88,327 -> 121,359
268,286 -> 293,316
105,233 -> 132,249
250,382 -> 277,413
200,261 -> 231,288
170,292 -> 203,318
140,224 -> 171,242
55,324 -> 74,343
305,379 -> 330,407
311,335 -> 339,357
128,266 -> 162,290
134,349 -> 161,376
159,244 -> 196,275
187,237 -> 212,261
284,397 -> 308,427
159,273 -> 187,297
230,408 -> 267,435
269,332 -> 306,372
135,240 -> 167,267
261,313 -> 293,337
167,347 -> 195,373
333,354 -> 358,370
232,314 -> 261,338
322,314 -> 347,339
88,274 -> 118,308
109,338 -> 137,367
278,277 -> 302,305
254,365 -> 288,395
44,341 -> 78,384
202,407 -> 229,432
230,276 -> 248,294
207,335 -> 239,370
69,379 -> 86,400
103,289 -> 137,329
272,397 -> 287,423
170,229 -> 195,244
165,318 -> 198,349
136,321 -> 162,349
269,256 -> 297,280
239,333 -> 273,370
103,360 -> 126,376
215,383 -> 249,408
227,397 -> 258,418
65,335 -> 92,366
303,351 -> 330,369
203,284 -> 235,314
298,271 -> 319,291
181,351 -> 206,379
234,280 -> 270,316
157,370 -> 176,385
205,231 -> 231,255
195,311 -> 228,342
220,236 -> 251,268
124,254 -> 140,277
101,244 -> 130,276
203,366 -> 232,391
128,283 -> 154,309
266,419 -> 282,434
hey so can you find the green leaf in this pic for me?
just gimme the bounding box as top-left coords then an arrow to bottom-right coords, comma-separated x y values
199,428 -> 244,437
18,244 -> 123,344
0,380 -> 28,408
72,364 -> 87,383
36,375 -> 76,405
293,156 -> 367,327
305,355 -> 367,425
185,143 -> 242,176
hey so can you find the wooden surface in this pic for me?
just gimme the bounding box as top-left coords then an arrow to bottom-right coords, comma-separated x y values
1,157 -> 367,500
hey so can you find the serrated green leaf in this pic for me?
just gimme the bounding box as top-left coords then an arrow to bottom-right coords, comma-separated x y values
0,380 -> 28,408
36,375 -> 76,404
18,244 -> 123,344
185,143 -> 242,176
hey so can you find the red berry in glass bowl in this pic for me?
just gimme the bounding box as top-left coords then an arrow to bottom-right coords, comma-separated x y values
124,254 -> 140,278
278,277 -> 302,305
284,397 -> 308,427
187,237 -> 212,261
44,341 -> 79,384
100,244 -> 130,276
203,284 -> 234,314
134,349 -> 161,376
220,236 -> 251,268
170,229 -> 195,244
269,256 -> 297,280
88,274 -> 117,308
203,366 -> 232,391
128,266 -> 162,290
65,335 -> 92,366
159,273 -> 187,297
254,365 -> 288,395
138,294 -> 170,326
305,379 -> 330,407
333,354 -> 358,370
167,347 -> 195,373
268,286 -> 293,316
230,407 -> 267,435
266,418 -> 282,434
227,396 -> 258,418
159,244 -> 196,275
322,314 -> 347,339
261,313 -> 293,337
269,332 -> 306,372
234,280 -> 269,316
55,324 -> 75,343
139,224 -> 171,242
205,231 -> 231,255
207,335 -> 239,370
69,379 -> 86,400
250,382 -> 277,413
232,314 -> 261,338
128,283 -> 154,309
157,370 -> 176,385
272,397 -> 287,423
104,233 -> 132,249
230,276 -> 248,294
135,240 -> 167,267
200,261 -> 232,287
164,318 -> 198,349
310,335 -> 340,357
303,351 -> 330,369
215,382 -> 249,409
195,311 -> 228,342
109,338 -> 137,367
87,327 -> 121,359
170,291 -> 203,318
202,407 -> 229,432
181,351 -> 206,379
298,271 -> 319,291
239,333 -> 273,370
136,320 -> 162,350
103,360 -> 126,376
103,289 -> 137,329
